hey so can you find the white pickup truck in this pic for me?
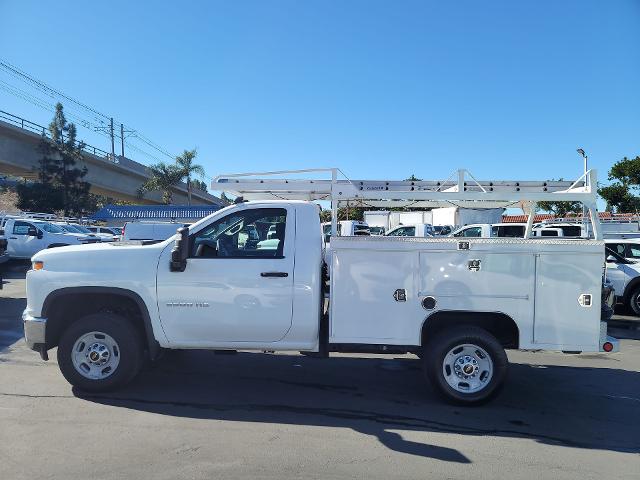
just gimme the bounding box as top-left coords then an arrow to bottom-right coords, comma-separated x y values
23,168 -> 618,405
385,223 -> 434,237
4,218 -> 99,259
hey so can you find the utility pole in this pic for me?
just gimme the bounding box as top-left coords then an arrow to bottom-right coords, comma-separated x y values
109,117 -> 115,161
120,123 -> 125,158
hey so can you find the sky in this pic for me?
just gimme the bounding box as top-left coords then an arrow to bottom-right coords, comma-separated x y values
1,0 -> 639,194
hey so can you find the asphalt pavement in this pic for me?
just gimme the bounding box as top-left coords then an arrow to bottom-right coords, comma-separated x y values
1,262 -> 639,479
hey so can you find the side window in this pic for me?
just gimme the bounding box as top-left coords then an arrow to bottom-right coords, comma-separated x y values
13,221 -> 32,235
561,226 -> 582,236
628,245 -> 640,258
505,226 -> 525,237
608,243 -> 626,256
191,208 -> 287,259
463,227 -> 482,237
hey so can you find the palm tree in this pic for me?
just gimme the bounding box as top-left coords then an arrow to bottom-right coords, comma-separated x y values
175,149 -> 205,206
139,162 -> 184,204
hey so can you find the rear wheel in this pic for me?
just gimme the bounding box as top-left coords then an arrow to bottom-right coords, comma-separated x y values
57,313 -> 143,392
423,326 -> 508,405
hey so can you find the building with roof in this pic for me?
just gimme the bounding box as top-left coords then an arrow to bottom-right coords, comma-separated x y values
90,204 -> 225,227
501,212 -> 640,223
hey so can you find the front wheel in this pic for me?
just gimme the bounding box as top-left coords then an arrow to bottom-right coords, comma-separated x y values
57,313 -> 143,392
628,287 -> 640,316
423,326 -> 508,405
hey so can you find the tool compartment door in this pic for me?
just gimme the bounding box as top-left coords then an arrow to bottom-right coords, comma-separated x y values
329,249 -> 421,344
533,253 -> 602,348
419,251 -> 535,337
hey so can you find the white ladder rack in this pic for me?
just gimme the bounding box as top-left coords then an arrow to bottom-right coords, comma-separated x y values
212,168 -> 602,239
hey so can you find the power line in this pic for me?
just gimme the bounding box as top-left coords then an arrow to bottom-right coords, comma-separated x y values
0,57 -> 110,122
0,59 -> 208,176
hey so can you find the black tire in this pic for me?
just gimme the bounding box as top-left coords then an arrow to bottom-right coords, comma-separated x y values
57,313 -> 143,392
628,287 -> 640,316
423,326 -> 508,405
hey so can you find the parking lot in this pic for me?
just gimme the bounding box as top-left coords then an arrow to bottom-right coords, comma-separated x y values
1,261 -> 639,480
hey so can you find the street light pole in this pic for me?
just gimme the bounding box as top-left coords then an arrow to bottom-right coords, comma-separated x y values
577,148 -> 588,235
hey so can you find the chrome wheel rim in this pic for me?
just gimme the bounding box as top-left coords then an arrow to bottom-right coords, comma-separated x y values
71,331 -> 120,380
442,343 -> 493,394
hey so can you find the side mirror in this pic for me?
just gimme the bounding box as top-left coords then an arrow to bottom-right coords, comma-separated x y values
27,226 -> 39,237
37,230 -> 43,239
606,255 -> 618,263
170,227 -> 189,272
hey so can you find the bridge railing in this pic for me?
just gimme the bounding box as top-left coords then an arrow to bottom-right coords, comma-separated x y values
0,109 -> 113,161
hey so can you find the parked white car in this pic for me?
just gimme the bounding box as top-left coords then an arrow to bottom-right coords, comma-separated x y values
322,221 -> 370,242
385,223 -> 434,237
87,226 -> 122,241
450,223 -> 528,238
3,219 -> 93,259
0,227 -> 8,280
123,221 -> 186,241
53,222 -> 104,243
604,244 -> 640,314
604,238 -> 640,262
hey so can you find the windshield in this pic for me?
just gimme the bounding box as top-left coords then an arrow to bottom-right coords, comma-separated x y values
57,224 -> 83,233
71,224 -> 92,234
37,222 -> 66,234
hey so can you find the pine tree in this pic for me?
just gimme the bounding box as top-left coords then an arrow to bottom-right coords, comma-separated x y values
16,103 -> 92,215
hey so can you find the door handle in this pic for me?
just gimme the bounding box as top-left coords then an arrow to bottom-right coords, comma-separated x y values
9,237 -> 16,240
261,272 -> 288,278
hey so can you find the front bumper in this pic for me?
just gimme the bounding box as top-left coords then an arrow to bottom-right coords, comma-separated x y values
23,311 -> 48,359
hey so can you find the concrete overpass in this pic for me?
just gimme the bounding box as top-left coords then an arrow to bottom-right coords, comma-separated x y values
0,110 -> 223,206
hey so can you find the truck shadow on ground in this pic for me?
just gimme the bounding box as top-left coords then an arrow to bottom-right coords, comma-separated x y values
76,350 -> 640,463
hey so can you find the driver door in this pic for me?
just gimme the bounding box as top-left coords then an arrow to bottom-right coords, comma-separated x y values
156,206 -> 295,346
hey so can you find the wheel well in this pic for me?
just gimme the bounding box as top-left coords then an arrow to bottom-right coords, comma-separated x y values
421,311 -> 519,349
43,290 -> 157,357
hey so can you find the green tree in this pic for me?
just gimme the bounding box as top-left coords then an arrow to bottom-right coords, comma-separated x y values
536,201 -> 582,217
16,103 -> 91,216
220,192 -> 232,204
175,148 -> 206,206
192,179 -> 208,192
598,156 -> 640,213
319,209 -> 331,223
138,162 -> 184,204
